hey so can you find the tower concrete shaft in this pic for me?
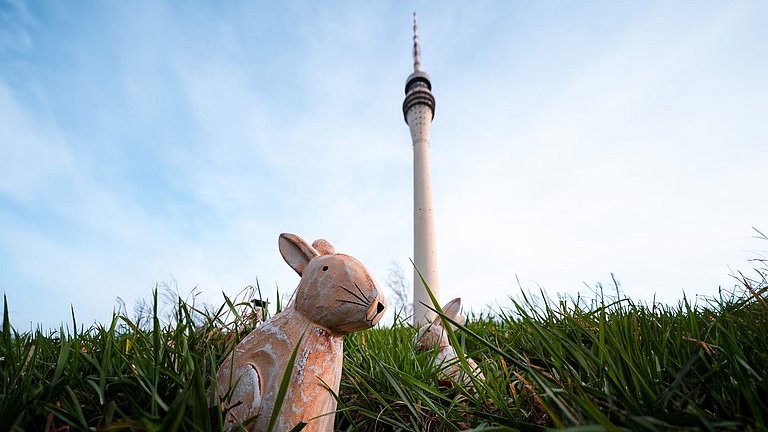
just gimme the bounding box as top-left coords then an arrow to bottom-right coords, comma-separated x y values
403,13 -> 439,325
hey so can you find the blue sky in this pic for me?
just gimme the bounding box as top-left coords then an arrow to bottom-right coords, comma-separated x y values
1,1 -> 767,330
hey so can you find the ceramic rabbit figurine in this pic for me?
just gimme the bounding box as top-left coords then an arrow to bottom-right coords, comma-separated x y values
415,298 -> 484,388
216,233 -> 387,431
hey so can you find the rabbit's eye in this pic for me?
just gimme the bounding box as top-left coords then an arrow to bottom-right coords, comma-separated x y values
322,265 -> 329,272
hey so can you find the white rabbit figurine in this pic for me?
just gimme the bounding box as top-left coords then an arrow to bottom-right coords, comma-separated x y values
415,298 -> 484,388
216,233 -> 387,431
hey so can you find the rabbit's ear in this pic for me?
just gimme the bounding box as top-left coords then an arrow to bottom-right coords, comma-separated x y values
311,239 -> 336,256
442,298 -> 463,321
441,298 -> 466,329
279,233 -> 319,276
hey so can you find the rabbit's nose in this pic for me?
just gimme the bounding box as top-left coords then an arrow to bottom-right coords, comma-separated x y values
366,296 -> 387,326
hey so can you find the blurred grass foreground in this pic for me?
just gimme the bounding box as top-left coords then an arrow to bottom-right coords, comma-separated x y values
1,259 -> 767,431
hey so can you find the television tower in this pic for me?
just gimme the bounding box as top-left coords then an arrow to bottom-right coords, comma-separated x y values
403,13 -> 439,325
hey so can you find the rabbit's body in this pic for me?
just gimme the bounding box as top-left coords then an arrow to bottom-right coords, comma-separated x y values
217,308 -> 343,431
216,234 -> 386,431
435,344 -> 482,387
416,298 -> 485,389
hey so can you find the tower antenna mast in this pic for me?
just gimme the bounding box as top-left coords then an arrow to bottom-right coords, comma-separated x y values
413,12 -> 421,71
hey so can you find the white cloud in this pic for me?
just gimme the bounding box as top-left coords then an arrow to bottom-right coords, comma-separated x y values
427,1 -> 768,313
0,82 -> 76,200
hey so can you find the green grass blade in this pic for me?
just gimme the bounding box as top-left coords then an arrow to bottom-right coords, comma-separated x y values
373,358 -> 421,430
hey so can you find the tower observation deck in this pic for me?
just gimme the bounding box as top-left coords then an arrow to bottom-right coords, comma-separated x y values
403,13 -> 439,325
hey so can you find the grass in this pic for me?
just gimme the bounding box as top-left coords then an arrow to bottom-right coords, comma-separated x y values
1,271 -> 767,431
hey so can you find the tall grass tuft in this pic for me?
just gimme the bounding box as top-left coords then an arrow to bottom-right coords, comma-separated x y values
1,273 -> 767,430
338,280 -> 767,431
0,287 -> 267,431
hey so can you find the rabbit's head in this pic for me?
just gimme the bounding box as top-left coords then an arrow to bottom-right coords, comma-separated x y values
415,298 -> 465,350
279,233 -> 387,334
